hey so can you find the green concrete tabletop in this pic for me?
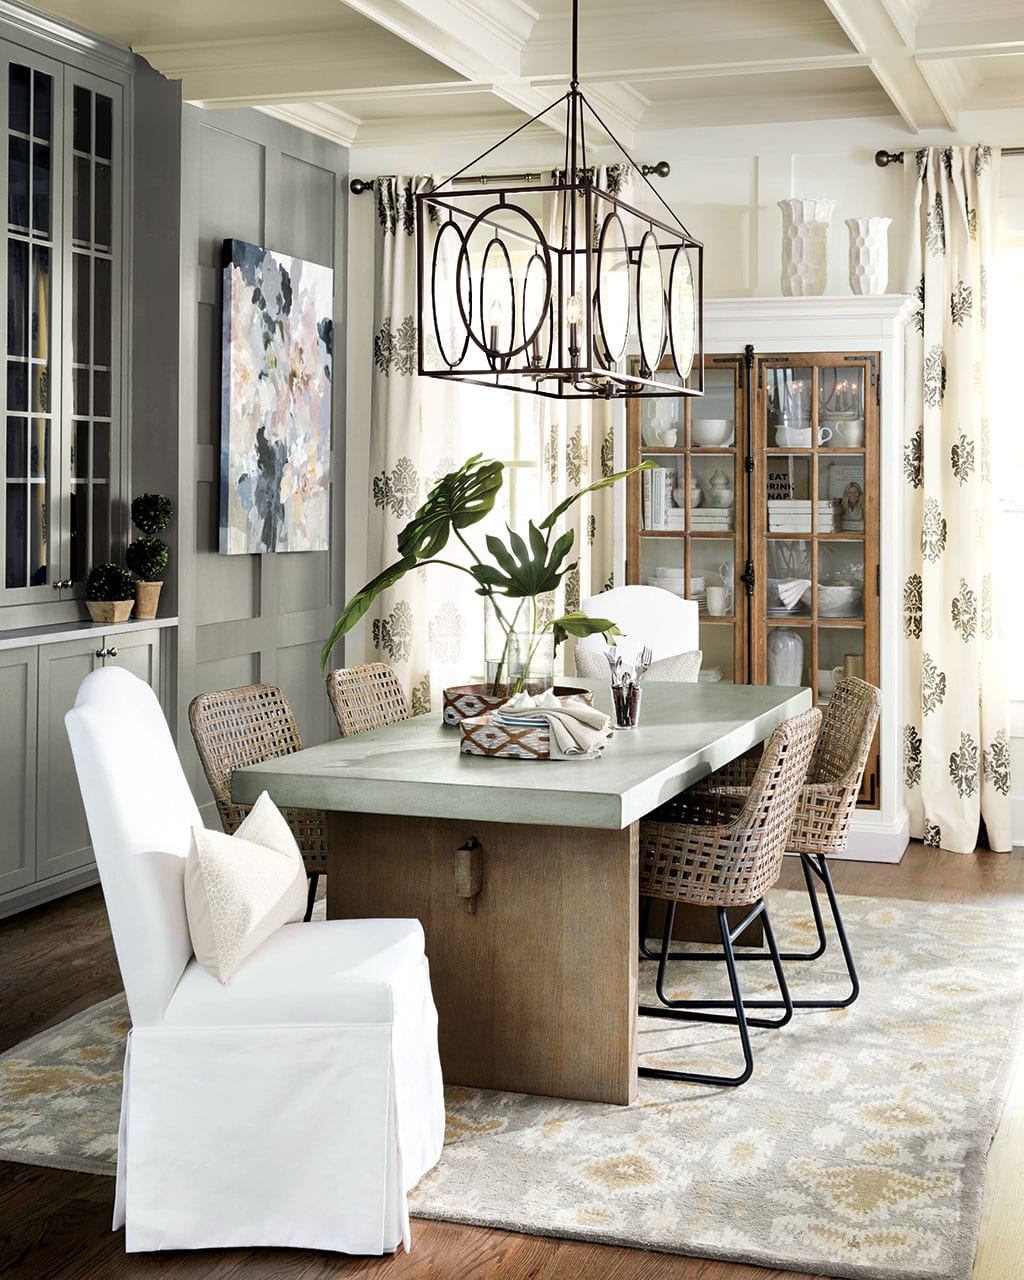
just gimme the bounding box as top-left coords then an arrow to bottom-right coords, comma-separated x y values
233,681 -> 811,830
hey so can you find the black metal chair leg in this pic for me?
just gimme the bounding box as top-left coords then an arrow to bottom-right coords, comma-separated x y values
303,872 -> 320,922
639,902 -> 792,1086
638,853 -> 860,1011
638,894 -> 659,959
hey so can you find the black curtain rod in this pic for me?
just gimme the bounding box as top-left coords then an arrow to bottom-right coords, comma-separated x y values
875,146 -> 1024,167
348,159 -> 671,195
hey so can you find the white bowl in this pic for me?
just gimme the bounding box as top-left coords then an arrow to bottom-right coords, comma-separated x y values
673,487 -> 701,508
801,582 -> 862,616
691,419 -> 733,447
689,577 -> 706,595
654,566 -> 686,578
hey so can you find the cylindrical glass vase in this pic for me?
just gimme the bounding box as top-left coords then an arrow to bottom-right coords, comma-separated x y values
484,596 -> 555,697
778,198 -> 836,296
846,217 -> 892,295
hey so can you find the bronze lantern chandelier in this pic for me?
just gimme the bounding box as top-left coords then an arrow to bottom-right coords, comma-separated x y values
416,0 -> 703,401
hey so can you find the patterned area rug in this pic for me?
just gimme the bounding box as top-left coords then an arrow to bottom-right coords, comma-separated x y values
2,890 -> 1023,1280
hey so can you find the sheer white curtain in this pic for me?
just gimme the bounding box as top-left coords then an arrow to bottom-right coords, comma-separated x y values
363,174 -> 621,709
901,146 -> 1011,852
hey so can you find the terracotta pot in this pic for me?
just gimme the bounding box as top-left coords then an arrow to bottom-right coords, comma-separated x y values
86,599 -> 134,624
133,580 -> 163,620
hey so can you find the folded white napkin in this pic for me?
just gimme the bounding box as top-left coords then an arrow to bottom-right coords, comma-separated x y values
777,577 -> 812,610
497,689 -> 612,760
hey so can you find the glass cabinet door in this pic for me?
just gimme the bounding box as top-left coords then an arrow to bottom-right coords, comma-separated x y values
626,354 -> 746,682
3,55 -> 59,602
754,354 -> 880,806
0,52 -> 121,612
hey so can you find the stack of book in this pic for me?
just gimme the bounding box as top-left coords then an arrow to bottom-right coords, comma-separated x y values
664,507 -> 686,531
689,509 -> 733,532
642,467 -> 675,530
768,500 -> 838,533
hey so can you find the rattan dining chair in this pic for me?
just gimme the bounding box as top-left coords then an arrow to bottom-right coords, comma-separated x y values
326,662 -> 411,737
679,677 -> 881,1009
638,707 -> 821,1087
188,684 -> 328,922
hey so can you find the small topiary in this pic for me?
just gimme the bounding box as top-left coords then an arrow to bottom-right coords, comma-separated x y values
130,493 -> 174,537
125,536 -> 169,581
86,562 -> 135,602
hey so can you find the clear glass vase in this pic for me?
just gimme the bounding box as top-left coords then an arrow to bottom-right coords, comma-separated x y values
484,596 -> 555,697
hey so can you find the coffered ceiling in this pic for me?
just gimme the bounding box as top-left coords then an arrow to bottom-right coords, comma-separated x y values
33,0 -> 1024,147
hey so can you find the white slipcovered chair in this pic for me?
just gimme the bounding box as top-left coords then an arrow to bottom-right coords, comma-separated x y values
575,585 -> 701,676
65,666 -> 444,1255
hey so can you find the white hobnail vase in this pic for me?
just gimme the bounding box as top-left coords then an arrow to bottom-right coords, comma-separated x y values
778,198 -> 836,297
766,628 -> 804,686
846,216 -> 892,295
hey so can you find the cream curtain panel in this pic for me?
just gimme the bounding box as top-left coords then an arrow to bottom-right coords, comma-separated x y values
902,145 -> 1011,853
364,175 -> 620,710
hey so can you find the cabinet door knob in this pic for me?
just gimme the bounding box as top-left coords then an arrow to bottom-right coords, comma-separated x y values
95,649 -> 106,658
107,647 -> 118,658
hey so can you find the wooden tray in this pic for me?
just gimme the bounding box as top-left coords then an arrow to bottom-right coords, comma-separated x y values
459,713 -> 552,759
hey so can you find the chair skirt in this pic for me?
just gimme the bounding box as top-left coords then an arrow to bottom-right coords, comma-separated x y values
114,932 -> 444,1254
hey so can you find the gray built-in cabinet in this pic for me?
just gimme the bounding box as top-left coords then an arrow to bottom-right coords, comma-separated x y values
0,619 -> 171,911
0,11 -> 162,917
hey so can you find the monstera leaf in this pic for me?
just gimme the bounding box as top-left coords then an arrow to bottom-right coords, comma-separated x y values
320,556 -> 418,671
396,454 -> 503,560
321,453 -> 657,674
551,612 -> 622,649
539,462 -> 655,532
469,524 -> 577,598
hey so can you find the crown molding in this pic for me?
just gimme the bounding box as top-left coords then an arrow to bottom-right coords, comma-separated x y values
0,0 -> 135,73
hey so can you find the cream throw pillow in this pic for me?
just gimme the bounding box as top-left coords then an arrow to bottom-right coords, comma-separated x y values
185,791 -> 307,983
574,646 -> 703,683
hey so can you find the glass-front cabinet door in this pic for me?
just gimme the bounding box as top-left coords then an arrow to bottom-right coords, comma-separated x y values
0,48 -> 121,611
753,353 -> 880,806
625,354 -> 747,683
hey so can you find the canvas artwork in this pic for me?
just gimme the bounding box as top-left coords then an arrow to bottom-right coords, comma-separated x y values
220,239 -> 333,554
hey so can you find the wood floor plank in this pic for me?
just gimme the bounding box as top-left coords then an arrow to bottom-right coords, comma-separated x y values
2,843 -> 1023,1279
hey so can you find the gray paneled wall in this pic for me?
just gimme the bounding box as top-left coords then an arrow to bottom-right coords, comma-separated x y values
176,106 -> 348,798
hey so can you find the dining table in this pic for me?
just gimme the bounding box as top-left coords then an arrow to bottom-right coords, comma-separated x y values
233,679 -> 811,1106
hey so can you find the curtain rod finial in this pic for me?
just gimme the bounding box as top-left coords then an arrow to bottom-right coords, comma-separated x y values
874,150 -> 904,168
349,177 -> 374,195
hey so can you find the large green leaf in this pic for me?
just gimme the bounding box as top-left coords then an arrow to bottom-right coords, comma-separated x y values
470,523 -> 577,598
551,613 -> 622,649
396,455 -> 503,561
538,460 -> 657,532
320,555 -> 416,671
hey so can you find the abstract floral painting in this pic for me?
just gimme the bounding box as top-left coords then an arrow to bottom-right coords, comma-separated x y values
220,239 -> 333,553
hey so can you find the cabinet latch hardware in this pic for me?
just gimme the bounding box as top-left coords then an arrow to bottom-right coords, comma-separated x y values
740,560 -> 756,597
876,564 -> 880,597
745,455 -> 754,474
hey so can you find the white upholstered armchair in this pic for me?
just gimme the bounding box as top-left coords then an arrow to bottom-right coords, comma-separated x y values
65,666 -> 444,1255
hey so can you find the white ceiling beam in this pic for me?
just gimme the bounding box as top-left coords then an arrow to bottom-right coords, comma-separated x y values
338,0 -> 534,81
823,0 -> 959,130
522,30 -> 859,82
258,102 -> 362,147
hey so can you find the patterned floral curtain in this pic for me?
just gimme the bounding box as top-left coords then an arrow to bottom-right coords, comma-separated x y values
364,175 -> 620,711
902,146 -> 1011,853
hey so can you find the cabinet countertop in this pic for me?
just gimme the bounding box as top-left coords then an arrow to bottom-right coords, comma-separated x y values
0,617 -> 178,651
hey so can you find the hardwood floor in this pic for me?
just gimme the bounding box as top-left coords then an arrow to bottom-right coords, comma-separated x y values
2,844 -> 1023,1279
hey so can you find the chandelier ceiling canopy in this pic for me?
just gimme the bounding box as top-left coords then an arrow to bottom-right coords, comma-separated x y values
416,0 -> 703,401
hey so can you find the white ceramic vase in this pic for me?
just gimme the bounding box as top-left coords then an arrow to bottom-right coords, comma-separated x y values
766,628 -> 804,686
845,217 -> 892,295
778,198 -> 836,297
